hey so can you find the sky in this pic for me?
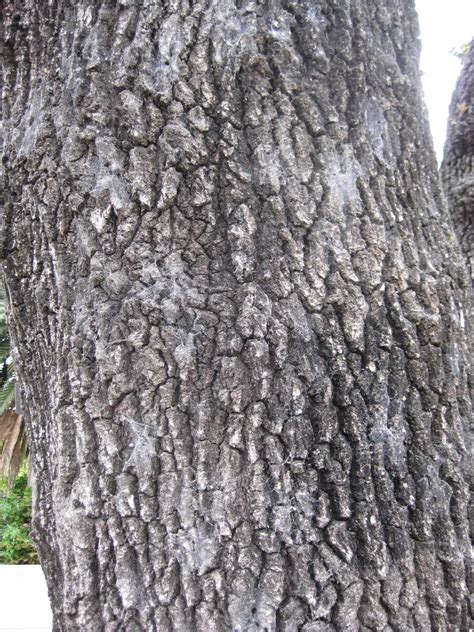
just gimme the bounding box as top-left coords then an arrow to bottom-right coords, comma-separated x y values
415,0 -> 474,161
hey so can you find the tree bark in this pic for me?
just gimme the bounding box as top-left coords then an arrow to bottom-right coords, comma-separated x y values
441,40 -> 474,280
441,40 -> 473,356
1,1 -> 472,630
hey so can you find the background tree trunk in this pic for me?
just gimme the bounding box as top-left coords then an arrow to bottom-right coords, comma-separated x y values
1,1 -> 471,630
441,40 -> 473,361
441,39 -> 474,280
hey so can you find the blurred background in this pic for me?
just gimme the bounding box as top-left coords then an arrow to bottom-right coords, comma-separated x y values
416,0 -> 474,161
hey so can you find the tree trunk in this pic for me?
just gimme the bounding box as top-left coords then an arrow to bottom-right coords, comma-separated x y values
441,39 -> 474,279
441,39 -> 473,352
1,1 -> 471,630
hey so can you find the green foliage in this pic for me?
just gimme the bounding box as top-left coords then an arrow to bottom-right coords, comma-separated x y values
0,287 -> 34,560
0,465 -> 38,564
450,42 -> 471,61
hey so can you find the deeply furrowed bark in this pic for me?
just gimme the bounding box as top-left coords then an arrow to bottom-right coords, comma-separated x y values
441,40 -> 474,282
1,1 -> 472,630
441,41 -> 473,360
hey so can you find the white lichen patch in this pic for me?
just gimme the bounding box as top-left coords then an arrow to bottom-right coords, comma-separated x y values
157,168 -> 181,209
92,173 -> 132,212
325,147 -> 362,218
254,143 -> 282,194
364,97 -> 394,165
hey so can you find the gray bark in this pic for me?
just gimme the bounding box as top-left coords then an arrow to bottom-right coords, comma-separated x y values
441,40 -> 473,353
441,39 -> 474,280
1,1 -> 472,630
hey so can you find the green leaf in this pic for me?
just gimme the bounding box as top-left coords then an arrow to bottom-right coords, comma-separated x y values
0,468 -> 37,564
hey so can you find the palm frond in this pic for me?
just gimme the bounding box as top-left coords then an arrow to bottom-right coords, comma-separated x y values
0,288 -> 5,321
0,283 -> 15,417
0,342 -> 11,365
0,379 -> 16,416
0,286 -> 11,368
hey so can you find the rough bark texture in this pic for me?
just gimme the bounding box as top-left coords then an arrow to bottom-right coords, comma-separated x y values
441,40 -> 474,346
441,40 -> 474,279
1,1 -> 472,630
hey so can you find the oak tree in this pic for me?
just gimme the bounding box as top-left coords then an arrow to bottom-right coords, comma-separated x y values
442,39 -> 473,312
1,1 -> 471,630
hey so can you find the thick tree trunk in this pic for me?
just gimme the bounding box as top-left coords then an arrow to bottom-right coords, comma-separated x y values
441,40 -> 474,281
441,40 -> 473,360
1,1 -> 472,630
